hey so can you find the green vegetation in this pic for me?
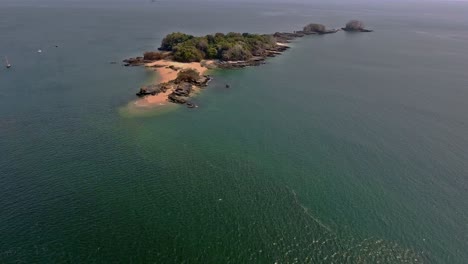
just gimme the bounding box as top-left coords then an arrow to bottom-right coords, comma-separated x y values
159,32 -> 277,62
143,51 -> 165,60
175,68 -> 200,83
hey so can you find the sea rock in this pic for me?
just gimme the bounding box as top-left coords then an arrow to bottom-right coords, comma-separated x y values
168,93 -> 187,104
172,83 -> 192,97
147,64 -> 166,68
303,23 -> 339,35
342,20 -> 373,32
273,32 -> 308,43
215,58 -> 266,69
136,83 -> 172,97
194,75 -> 212,86
122,57 -> 150,66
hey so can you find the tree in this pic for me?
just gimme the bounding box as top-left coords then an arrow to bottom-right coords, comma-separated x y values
206,34 -> 215,45
173,45 -> 204,62
158,31 -> 283,62
222,44 -> 252,61
195,38 -> 209,52
160,32 -> 193,51
206,47 -> 218,59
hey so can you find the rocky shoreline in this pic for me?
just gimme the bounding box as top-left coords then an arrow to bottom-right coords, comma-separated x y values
136,73 -> 212,105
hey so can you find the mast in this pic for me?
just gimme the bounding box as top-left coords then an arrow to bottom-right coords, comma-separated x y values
5,56 -> 11,68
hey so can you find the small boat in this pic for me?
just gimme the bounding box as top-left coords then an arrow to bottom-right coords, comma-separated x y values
225,84 -> 230,88
5,56 -> 11,68
37,49 -> 42,53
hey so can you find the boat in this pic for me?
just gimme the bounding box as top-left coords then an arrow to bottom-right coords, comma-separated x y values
5,56 -> 11,68
37,49 -> 42,53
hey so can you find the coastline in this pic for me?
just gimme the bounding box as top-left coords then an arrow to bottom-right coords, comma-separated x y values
133,60 -> 212,107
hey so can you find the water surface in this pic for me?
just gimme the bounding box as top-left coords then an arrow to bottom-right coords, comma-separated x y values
1,1 -> 467,263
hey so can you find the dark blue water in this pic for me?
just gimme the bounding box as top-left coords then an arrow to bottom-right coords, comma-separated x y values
1,1 -> 467,263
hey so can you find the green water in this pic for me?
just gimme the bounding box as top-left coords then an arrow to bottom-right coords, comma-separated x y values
1,1 -> 467,263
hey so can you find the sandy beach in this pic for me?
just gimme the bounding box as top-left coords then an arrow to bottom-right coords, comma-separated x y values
133,60 -> 212,107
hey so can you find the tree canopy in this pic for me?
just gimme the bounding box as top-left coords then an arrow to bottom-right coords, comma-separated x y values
159,32 -> 277,62
160,32 -> 194,51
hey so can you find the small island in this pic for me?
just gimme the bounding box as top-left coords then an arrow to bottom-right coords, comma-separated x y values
342,20 -> 373,32
124,21 -> 369,107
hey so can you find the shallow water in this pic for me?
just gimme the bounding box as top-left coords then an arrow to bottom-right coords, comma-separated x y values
1,1 -> 467,263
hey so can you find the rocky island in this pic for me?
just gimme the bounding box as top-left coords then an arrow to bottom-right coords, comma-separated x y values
124,22 -> 368,108
342,20 -> 373,32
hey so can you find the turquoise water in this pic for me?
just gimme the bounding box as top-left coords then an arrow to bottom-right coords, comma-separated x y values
1,1 -> 468,263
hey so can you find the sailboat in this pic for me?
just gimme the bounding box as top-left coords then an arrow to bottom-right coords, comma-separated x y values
5,56 -> 11,69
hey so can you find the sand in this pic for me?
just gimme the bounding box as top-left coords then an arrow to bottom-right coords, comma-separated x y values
133,60 -> 212,107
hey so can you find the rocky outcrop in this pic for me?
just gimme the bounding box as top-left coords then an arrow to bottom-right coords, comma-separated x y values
342,20 -> 373,32
168,93 -> 187,104
215,58 -> 266,69
122,57 -> 153,66
136,83 -> 171,97
172,83 -> 192,97
273,32 -> 309,43
303,24 -> 340,35
318,29 -> 340,34
168,82 -> 193,104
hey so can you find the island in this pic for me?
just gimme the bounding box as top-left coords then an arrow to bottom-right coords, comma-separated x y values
123,22 -> 368,108
342,20 -> 373,32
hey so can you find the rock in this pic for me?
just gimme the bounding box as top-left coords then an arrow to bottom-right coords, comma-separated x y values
273,32 -> 307,43
215,58 -> 266,69
168,93 -> 187,104
147,64 -> 165,68
173,83 -> 192,97
194,75 -> 212,86
303,24 -> 339,35
168,65 -> 181,71
136,83 -> 174,97
318,29 -> 340,35
122,57 -> 145,66
187,102 -> 197,108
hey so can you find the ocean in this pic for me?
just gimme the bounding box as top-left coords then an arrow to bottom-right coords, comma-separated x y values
1,0 -> 467,263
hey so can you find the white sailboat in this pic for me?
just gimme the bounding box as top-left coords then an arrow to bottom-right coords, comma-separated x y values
5,56 -> 11,68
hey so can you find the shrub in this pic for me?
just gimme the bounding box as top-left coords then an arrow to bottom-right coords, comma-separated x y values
143,51 -> 164,60
159,31 -> 282,62
160,32 -> 193,51
222,44 -> 252,61
176,68 -> 200,83
173,45 -> 204,62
